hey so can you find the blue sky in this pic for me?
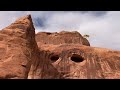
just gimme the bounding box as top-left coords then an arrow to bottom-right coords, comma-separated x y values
0,11 -> 120,50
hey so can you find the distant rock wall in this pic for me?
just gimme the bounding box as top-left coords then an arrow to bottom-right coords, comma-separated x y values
36,31 -> 90,46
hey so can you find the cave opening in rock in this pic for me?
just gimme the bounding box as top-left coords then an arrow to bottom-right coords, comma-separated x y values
71,54 -> 84,62
50,55 -> 59,62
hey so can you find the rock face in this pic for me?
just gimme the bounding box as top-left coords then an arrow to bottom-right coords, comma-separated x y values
0,15 -> 35,79
0,15 -> 120,79
37,44 -> 120,79
0,15 -> 60,79
36,30 -> 120,79
36,31 -> 90,46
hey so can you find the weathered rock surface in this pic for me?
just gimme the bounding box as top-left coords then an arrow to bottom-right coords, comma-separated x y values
37,44 -> 120,79
36,30 -> 120,79
0,15 -> 35,79
0,15 -> 60,79
36,31 -> 90,46
0,15 -> 120,79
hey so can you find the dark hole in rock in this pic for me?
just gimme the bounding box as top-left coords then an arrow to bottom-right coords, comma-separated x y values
71,54 -> 84,62
50,55 -> 59,62
21,65 -> 26,68
46,32 -> 51,35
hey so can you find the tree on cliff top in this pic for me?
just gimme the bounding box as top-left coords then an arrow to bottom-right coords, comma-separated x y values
83,34 -> 90,39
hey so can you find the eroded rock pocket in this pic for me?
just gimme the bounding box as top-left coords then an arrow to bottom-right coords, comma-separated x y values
50,55 -> 59,62
71,54 -> 84,63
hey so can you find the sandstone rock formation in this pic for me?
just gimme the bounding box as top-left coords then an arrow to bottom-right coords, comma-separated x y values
0,15 -> 60,79
0,15 -> 120,79
36,28 -> 120,79
36,31 -> 90,46
37,44 -> 120,79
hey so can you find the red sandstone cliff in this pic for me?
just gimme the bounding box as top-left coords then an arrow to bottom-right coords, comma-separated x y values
0,15 -> 60,79
37,44 -> 120,79
36,31 -> 90,46
0,15 -> 120,79
36,27 -> 120,79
